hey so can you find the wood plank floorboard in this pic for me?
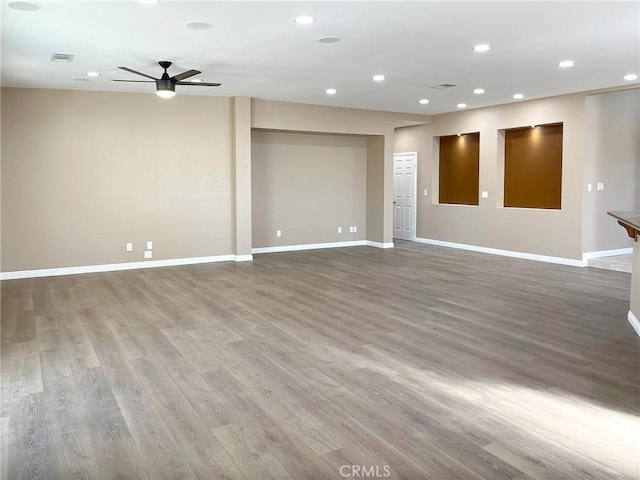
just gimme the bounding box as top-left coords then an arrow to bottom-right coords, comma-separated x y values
1,241 -> 638,479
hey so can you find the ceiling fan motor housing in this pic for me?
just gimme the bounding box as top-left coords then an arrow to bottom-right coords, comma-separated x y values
157,78 -> 175,94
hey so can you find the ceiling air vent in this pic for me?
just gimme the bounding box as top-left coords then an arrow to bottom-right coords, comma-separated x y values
430,83 -> 457,89
51,53 -> 74,62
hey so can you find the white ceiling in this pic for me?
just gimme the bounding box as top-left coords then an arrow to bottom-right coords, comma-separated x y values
2,1 -> 639,114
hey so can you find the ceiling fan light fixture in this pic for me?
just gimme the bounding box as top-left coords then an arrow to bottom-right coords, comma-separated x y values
156,89 -> 176,99
156,79 -> 176,98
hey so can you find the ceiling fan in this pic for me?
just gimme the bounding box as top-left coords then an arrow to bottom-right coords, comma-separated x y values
112,61 -> 221,98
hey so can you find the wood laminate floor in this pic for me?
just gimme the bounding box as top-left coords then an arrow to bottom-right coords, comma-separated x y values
1,241 -> 638,479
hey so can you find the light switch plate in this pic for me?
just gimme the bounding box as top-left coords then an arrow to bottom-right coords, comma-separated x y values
587,183 -> 592,192
126,242 -> 133,252
423,189 -> 428,196
481,191 -> 489,199
337,227 -> 342,233
596,182 -> 604,191
353,226 -> 358,233
146,240 -> 153,250
276,230 -> 282,237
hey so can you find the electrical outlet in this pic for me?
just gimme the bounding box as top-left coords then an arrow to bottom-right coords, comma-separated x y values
337,227 -> 342,233
144,250 -> 152,259
276,230 -> 282,238
597,182 -> 605,191
126,242 -> 133,252
423,189 -> 428,196
349,226 -> 354,233
481,191 -> 489,199
587,183 -> 592,192
146,240 -> 153,250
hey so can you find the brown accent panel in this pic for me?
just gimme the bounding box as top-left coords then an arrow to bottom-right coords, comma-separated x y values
439,133 -> 480,205
504,123 -> 563,209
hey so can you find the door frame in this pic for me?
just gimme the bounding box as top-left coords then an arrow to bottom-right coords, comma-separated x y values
393,151 -> 418,241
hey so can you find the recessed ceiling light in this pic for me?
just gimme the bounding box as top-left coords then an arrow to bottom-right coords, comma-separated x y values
86,71 -> 100,77
457,103 -> 467,108
419,99 -> 429,105
8,1 -> 41,11
295,16 -> 314,25
186,21 -> 213,30
558,60 -> 574,68
473,44 -> 490,52
513,93 -> 524,100
473,88 -> 485,94
624,73 -> 638,81
326,88 -> 337,95
318,36 -> 340,44
372,74 -> 385,82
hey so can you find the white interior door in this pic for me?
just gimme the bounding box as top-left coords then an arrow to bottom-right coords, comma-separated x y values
393,152 -> 417,240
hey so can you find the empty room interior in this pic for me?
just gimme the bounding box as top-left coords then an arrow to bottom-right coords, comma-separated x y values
2,1 -> 640,479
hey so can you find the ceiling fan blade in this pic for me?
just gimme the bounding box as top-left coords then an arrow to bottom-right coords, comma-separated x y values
176,81 -> 222,87
118,66 -> 158,80
112,79 -> 156,83
171,69 -> 201,82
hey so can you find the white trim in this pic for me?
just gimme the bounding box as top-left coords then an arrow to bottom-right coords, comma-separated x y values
365,241 -> 395,249
0,254 -> 247,280
582,248 -> 633,260
252,240 -> 367,254
414,237 -> 585,267
234,254 -> 254,262
628,311 -> 640,338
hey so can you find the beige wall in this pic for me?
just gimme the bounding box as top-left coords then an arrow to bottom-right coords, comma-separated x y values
251,99 -> 428,246
231,97 -> 253,257
395,94 -> 588,259
1,88 -> 234,271
582,89 -> 639,253
632,241 -> 640,321
251,131 -> 367,247
251,99 -> 429,136
366,136 -> 385,243
4,85 -> 635,272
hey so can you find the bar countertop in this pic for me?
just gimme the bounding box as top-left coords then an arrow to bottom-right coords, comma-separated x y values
608,211 -> 640,239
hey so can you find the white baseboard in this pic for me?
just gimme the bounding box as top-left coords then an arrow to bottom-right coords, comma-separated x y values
365,241 -> 395,249
414,237 -> 585,267
252,240 -> 367,254
0,254 -> 247,280
582,248 -> 633,260
252,240 -> 395,255
628,311 -> 640,338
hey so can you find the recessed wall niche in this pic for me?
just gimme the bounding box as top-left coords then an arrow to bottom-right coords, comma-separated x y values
503,123 -> 563,209
439,132 -> 480,206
